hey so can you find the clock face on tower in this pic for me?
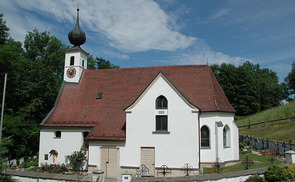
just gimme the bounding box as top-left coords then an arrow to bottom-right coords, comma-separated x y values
66,67 -> 76,78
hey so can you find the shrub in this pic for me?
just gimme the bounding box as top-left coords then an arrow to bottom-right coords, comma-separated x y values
264,165 -> 288,182
20,156 -> 38,168
239,141 -> 249,151
285,164 -> 295,179
40,162 -> 67,173
65,145 -> 88,171
0,174 -> 15,182
245,175 -> 266,182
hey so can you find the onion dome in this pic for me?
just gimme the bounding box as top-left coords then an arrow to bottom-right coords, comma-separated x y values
68,9 -> 86,46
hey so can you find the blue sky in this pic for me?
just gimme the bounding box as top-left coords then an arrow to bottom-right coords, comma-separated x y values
0,0 -> 294,82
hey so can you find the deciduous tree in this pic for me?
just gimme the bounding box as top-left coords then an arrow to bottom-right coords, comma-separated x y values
211,61 -> 286,116
285,61 -> 295,99
0,13 -> 9,45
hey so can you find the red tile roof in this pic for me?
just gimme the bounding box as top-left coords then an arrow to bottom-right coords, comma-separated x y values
42,65 -> 235,141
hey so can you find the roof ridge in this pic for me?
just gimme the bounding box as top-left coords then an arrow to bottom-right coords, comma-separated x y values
85,64 -> 209,72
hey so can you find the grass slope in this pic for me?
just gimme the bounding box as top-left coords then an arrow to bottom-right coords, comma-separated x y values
236,100 -> 295,142
203,153 -> 284,174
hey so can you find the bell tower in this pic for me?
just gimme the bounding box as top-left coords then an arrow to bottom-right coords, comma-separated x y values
64,8 -> 89,83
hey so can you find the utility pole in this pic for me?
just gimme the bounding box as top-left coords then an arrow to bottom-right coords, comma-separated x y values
0,73 -> 7,147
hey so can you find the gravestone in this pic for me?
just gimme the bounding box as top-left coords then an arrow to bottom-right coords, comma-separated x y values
285,150 -> 295,164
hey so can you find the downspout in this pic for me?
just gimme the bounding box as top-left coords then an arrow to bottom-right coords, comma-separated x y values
198,110 -> 201,174
215,122 -> 219,163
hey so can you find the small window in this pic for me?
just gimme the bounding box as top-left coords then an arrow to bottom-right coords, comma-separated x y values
96,92 -> 103,99
44,154 -> 48,160
156,115 -> 168,131
55,131 -> 61,138
82,60 -> 85,67
70,56 -> 75,65
201,126 -> 210,148
156,96 -> 167,109
223,125 -> 230,148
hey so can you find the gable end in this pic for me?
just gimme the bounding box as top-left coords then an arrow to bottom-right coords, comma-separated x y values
124,72 -> 200,113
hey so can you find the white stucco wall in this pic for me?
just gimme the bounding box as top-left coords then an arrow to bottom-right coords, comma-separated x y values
121,75 -> 199,169
200,113 -> 239,163
38,128 -> 91,167
63,50 -> 88,83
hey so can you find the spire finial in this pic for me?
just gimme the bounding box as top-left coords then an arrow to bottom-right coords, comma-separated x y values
68,8 -> 86,47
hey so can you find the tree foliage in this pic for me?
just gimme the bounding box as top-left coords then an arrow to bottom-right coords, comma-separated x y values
285,61 -> 295,99
211,61 -> 287,116
0,13 -> 120,160
87,55 -> 119,70
19,29 -> 67,122
0,14 -> 67,159
0,13 -> 9,45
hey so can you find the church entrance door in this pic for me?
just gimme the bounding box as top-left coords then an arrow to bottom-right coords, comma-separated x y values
141,147 -> 155,176
101,146 -> 119,179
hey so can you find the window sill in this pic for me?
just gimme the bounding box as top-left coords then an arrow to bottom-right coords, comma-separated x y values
223,146 -> 231,148
53,137 -> 61,139
152,131 -> 170,134
201,147 -> 211,149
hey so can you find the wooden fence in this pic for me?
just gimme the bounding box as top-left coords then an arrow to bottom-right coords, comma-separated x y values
238,116 -> 295,128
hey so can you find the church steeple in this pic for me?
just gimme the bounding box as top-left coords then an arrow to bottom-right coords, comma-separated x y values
63,9 -> 89,83
68,8 -> 86,47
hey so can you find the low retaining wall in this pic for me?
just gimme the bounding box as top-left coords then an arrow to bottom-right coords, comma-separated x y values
5,166 -> 269,182
6,169 -> 92,182
132,167 -> 267,182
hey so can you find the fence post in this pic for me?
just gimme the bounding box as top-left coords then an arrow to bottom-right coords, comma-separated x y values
264,121 -> 267,127
288,117 -> 291,123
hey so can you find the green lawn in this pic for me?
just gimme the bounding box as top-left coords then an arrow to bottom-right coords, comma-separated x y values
239,120 -> 295,142
236,101 -> 295,127
203,152 -> 285,174
236,100 -> 295,143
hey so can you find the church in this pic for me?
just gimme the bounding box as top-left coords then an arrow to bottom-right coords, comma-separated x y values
38,9 -> 239,179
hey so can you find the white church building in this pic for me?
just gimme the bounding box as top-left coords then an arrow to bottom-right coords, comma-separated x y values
38,9 -> 239,179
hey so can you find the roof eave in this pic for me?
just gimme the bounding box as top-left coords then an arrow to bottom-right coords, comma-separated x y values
40,81 -> 66,126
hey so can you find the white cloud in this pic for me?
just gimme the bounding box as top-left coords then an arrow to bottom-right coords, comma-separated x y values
8,0 -> 196,52
173,40 -> 252,66
210,9 -> 229,21
196,8 -> 229,24
82,0 -> 196,52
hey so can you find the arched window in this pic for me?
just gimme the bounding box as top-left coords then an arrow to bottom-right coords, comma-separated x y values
201,126 -> 210,147
223,125 -> 230,147
156,95 -> 167,109
70,56 -> 75,66
154,95 -> 169,133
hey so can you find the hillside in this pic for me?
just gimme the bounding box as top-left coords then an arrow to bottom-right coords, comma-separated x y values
236,100 -> 295,142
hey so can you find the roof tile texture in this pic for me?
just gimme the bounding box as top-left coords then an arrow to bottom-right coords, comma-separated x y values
43,65 -> 235,140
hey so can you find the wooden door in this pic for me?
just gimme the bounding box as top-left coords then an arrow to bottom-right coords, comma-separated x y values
141,147 -> 155,176
101,146 -> 119,179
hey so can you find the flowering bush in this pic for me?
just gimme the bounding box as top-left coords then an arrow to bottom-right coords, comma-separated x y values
40,162 -> 67,173
65,145 -> 88,171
